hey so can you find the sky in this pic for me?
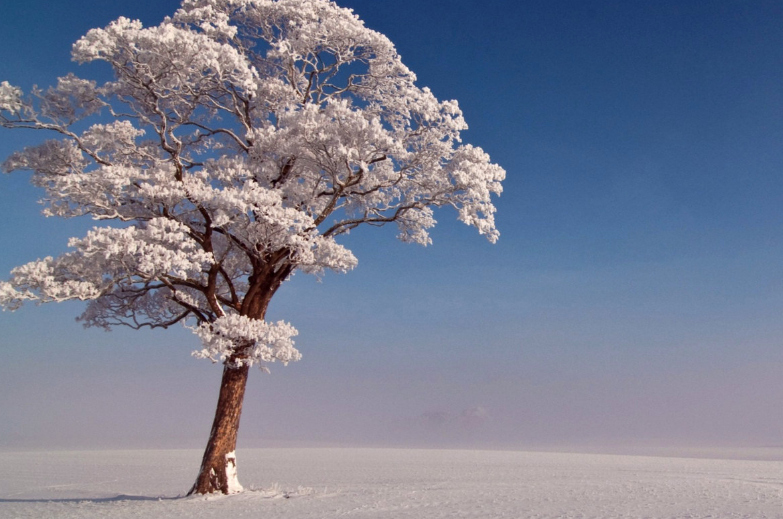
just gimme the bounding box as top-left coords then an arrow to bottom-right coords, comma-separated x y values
1,0 -> 782,453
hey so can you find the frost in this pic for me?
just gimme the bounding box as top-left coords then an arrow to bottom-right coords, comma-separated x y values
0,81 -> 23,114
224,451 -> 243,494
192,314 -> 300,368
0,0 -> 503,372
37,74 -> 104,123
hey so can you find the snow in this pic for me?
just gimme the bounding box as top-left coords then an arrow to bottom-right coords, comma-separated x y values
1,448 -> 781,518
224,451 -> 243,494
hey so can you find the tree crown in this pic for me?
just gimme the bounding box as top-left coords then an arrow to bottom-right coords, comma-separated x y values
0,0 -> 505,369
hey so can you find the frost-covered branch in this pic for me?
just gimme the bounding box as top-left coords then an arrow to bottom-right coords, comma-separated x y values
0,0 -> 504,371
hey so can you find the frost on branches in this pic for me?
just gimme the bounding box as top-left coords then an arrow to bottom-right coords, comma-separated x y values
0,0 -> 504,367
193,314 -> 300,368
0,0 -> 504,494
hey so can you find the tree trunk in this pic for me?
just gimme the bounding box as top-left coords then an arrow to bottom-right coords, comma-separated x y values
188,361 -> 251,495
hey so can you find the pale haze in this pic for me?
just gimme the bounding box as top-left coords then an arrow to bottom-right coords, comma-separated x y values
1,0 -> 782,456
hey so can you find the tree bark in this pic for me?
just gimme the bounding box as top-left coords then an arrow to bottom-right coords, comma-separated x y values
188,361 -> 251,495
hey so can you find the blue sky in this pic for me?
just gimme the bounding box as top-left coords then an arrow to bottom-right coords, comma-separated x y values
1,0 -> 782,452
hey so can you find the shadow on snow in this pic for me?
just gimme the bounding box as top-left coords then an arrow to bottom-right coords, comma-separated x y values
0,494 -> 183,503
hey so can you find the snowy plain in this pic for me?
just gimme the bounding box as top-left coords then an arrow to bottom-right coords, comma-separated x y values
1,448 -> 782,518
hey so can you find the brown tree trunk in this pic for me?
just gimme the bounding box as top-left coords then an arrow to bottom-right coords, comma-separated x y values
188,273 -> 287,495
188,361 -> 251,495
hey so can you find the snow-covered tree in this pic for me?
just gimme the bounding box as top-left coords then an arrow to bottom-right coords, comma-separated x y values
0,0 -> 504,494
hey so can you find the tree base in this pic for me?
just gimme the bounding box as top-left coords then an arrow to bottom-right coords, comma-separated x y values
188,451 -> 243,495
188,363 -> 251,495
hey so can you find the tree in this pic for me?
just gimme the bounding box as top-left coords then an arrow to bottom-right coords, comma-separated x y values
0,0 -> 505,495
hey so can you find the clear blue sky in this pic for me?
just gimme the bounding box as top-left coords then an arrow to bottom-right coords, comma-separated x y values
1,0 -> 782,452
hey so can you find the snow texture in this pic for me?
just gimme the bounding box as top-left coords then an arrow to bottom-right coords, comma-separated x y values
224,451 -> 243,494
0,448 -> 781,518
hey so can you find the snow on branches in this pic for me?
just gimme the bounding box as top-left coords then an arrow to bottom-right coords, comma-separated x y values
0,81 -> 24,114
0,0 -> 505,369
193,314 -> 300,368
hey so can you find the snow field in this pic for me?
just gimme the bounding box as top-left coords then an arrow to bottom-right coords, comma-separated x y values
0,448 -> 781,518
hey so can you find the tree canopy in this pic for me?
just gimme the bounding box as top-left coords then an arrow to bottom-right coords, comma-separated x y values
0,0 -> 504,371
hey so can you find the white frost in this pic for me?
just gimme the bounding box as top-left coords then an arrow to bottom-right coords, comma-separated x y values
225,451 -> 243,494
192,314 -> 300,368
0,81 -> 23,114
0,0 -> 504,374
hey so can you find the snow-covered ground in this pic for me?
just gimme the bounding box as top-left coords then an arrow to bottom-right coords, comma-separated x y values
0,448 -> 781,518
